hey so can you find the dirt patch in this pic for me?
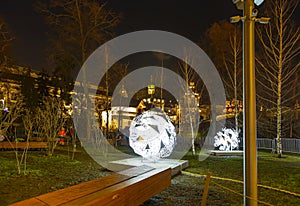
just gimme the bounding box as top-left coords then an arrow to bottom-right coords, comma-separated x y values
142,175 -> 239,206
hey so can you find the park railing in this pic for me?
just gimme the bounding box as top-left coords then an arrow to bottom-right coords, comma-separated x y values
257,138 -> 300,154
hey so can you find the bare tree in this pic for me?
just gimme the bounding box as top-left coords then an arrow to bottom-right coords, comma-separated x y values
0,95 -> 24,175
203,20 -> 243,134
96,55 -> 129,136
177,54 -> 204,156
0,18 -> 14,66
36,0 -> 120,68
222,24 -> 243,137
15,108 -> 36,175
111,63 -> 129,134
35,96 -> 66,156
36,0 -> 121,144
256,0 -> 300,157
0,95 -> 37,175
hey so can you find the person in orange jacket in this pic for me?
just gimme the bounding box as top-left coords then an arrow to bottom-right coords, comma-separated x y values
58,127 -> 66,145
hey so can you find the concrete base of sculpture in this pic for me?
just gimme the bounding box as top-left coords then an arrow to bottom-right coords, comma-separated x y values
209,150 -> 243,156
109,157 -> 189,176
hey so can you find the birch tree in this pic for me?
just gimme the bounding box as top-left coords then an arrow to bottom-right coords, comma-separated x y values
203,21 -> 243,134
256,0 -> 300,157
220,23 -> 242,135
177,55 -> 204,155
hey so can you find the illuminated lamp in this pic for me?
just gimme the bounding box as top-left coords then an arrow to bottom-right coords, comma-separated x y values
148,84 -> 155,95
129,110 -> 176,161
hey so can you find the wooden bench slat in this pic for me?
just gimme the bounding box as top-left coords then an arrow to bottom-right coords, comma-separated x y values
9,198 -> 47,206
36,174 -> 130,205
10,165 -> 156,206
126,167 -> 171,205
10,175 -> 130,206
118,165 -> 154,177
61,167 -> 171,206
0,142 -> 48,149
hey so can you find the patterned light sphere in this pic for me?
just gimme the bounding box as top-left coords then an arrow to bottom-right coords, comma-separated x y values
129,109 -> 176,161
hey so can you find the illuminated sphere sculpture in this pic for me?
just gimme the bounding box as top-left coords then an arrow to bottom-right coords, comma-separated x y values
129,110 -> 176,161
214,128 -> 240,151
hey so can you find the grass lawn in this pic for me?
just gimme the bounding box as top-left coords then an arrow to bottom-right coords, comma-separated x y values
0,145 -> 299,205
0,146 -> 110,205
183,150 -> 300,205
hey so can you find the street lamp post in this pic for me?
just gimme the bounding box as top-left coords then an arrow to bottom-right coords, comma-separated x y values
232,0 -> 269,205
243,1 -> 257,205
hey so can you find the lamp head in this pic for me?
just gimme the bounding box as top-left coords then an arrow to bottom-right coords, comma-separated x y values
230,16 -> 241,23
233,0 -> 264,10
232,0 -> 244,10
256,17 -> 271,24
254,0 -> 264,6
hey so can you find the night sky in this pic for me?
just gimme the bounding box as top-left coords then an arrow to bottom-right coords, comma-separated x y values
0,0 -> 299,70
0,0 -> 237,70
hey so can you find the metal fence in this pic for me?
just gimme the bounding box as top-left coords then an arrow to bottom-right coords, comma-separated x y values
257,138 -> 300,154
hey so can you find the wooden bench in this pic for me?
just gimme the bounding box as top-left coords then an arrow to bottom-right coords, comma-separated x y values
10,165 -> 171,206
0,141 -> 48,150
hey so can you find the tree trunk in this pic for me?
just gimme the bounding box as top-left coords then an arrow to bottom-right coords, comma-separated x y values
277,74 -> 282,158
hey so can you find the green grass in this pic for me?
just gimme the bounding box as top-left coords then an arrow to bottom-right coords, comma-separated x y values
182,150 -> 300,205
0,146 -> 299,206
0,147 -> 110,205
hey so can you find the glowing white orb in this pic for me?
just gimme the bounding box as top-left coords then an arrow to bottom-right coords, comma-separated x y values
129,110 -> 176,161
214,128 -> 240,151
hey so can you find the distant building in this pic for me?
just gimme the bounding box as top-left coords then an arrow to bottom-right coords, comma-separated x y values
0,65 -> 110,117
0,66 -> 39,105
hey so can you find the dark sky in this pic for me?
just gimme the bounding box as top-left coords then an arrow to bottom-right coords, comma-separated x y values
0,0 -> 299,70
0,0 -> 238,70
